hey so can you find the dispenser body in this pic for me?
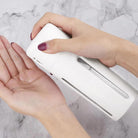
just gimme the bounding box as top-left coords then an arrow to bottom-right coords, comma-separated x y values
26,23 -> 137,121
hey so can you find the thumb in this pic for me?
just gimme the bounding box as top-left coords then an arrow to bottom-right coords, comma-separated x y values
38,38 -> 81,54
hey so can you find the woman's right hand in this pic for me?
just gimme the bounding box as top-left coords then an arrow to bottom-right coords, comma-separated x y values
31,12 -> 125,67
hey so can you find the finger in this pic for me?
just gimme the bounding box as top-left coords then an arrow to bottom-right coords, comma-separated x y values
11,42 -> 37,69
0,56 -> 10,84
0,36 -> 26,72
31,12 -> 74,39
0,37 -> 18,77
0,81 -> 13,105
37,37 -> 82,54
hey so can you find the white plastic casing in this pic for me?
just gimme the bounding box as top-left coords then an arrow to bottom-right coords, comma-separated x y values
26,23 -> 137,121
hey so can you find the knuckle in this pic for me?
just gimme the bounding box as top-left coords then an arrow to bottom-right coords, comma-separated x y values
34,12 -> 53,27
50,39 -> 57,46
70,17 -> 78,26
9,48 -> 18,60
44,12 -> 52,17
6,56 -> 11,63
50,39 -> 60,51
13,54 -> 19,61
34,22 -> 39,28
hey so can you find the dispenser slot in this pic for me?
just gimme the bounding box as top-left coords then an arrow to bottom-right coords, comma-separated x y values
77,57 -> 129,99
62,78 -> 112,117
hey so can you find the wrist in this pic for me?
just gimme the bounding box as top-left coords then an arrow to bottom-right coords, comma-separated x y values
37,104 -> 90,138
115,38 -> 138,76
114,38 -> 126,65
36,103 -> 68,121
115,39 -> 136,65
99,35 -> 123,67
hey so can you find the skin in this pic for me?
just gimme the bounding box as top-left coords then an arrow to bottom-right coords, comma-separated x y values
0,36 -> 90,138
32,12 -> 138,76
0,12 -> 138,138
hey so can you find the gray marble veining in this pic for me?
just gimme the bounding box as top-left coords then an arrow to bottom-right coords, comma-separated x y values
0,0 -> 138,138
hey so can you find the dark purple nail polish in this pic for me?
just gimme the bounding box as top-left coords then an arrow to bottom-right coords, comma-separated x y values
38,43 -> 47,51
30,33 -> 33,40
11,42 -> 14,45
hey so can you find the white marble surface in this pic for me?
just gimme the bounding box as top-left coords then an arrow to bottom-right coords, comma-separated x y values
0,0 -> 138,138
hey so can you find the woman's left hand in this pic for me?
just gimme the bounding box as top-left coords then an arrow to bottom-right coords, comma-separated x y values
0,36 -> 66,119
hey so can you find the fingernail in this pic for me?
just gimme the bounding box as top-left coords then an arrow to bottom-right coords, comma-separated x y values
30,33 -> 32,40
38,43 -> 47,51
11,42 -> 14,45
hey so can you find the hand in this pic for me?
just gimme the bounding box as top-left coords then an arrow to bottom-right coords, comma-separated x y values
0,36 -> 90,138
0,36 -> 66,119
31,12 -> 123,67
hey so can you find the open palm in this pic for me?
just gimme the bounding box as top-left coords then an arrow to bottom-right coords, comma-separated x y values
0,36 -> 65,118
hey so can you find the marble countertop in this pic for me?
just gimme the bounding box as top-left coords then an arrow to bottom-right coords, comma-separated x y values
0,0 -> 138,137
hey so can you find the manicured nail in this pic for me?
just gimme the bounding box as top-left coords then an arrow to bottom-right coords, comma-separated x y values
11,42 -> 14,45
30,33 -> 32,40
38,43 -> 47,51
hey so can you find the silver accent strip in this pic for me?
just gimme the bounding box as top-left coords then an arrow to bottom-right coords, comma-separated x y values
62,78 -> 112,117
77,57 -> 129,99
